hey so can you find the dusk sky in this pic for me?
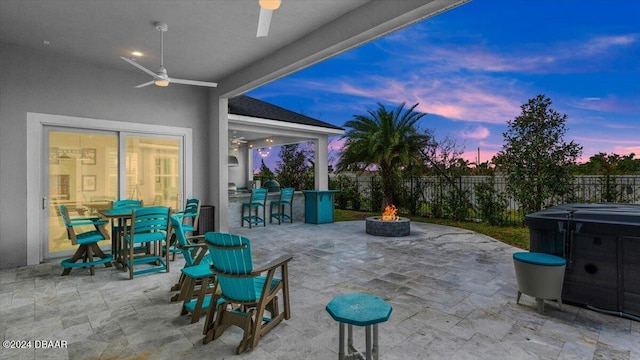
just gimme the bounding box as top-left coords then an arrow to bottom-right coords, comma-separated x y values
248,0 -> 640,171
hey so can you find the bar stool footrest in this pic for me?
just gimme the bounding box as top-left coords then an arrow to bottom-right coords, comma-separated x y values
61,255 -> 112,268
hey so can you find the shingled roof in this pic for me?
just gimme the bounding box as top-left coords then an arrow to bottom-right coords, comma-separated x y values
229,95 -> 343,131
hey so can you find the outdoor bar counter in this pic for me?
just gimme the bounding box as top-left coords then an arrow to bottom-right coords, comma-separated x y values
228,191 -> 305,226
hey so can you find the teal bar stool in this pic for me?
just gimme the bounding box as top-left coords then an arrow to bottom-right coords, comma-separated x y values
270,187 -> 294,224
241,188 -> 267,228
513,252 -> 566,313
326,292 -> 392,360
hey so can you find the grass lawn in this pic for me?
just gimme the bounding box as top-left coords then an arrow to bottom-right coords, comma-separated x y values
335,209 -> 530,250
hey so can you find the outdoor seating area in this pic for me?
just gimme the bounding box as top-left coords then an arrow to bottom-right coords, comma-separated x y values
1,221 -> 638,359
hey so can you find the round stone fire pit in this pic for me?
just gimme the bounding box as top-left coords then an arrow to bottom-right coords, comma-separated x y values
365,217 -> 411,237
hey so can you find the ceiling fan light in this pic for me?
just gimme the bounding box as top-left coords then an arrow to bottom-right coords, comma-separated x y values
154,79 -> 169,87
259,0 -> 280,11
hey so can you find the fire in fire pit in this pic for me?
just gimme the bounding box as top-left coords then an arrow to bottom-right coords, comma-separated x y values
381,204 -> 399,221
366,204 -> 410,237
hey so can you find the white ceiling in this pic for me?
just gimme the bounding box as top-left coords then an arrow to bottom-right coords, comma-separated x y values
0,0 -> 468,96
0,0 -> 364,82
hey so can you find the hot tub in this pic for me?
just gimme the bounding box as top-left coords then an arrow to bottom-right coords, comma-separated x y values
525,203 -> 640,319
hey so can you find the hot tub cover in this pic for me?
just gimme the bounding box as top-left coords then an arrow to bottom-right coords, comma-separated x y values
525,203 -> 640,228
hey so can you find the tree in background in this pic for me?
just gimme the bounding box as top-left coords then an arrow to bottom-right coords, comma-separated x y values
420,136 -> 473,220
275,143 -> 314,190
338,102 -> 431,206
255,159 -> 275,182
574,152 -> 640,202
421,136 -> 469,178
493,94 -> 582,215
575,152 -> 640,175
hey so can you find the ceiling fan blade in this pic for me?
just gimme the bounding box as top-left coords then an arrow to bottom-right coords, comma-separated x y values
257,7 -> 273,37
169,78 -> 218,87
120,56 -> 159,78
134,80 -> 155,88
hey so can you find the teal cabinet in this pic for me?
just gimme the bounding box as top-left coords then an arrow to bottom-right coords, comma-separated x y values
302,190 -> 339,224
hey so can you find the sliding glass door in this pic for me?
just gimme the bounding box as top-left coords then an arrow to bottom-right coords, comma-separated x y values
46,129 -> 182,258
124,135 -> 181,209
48,130 -> 117,254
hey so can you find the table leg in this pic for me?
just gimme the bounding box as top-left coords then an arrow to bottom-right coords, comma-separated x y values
373,324 -> 379,360
338,322 -> 345,360
365,325 -> 372,360
348,324 -> 354,355
111,219 -> 117,261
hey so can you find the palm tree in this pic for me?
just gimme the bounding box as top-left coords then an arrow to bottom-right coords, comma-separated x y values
337,102 -> 431,206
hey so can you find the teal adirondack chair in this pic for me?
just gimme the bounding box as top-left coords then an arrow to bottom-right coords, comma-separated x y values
270,187 -> 294,224
202,232 -> 292,354
167,198 -> 200,260
241,188 -> 267,228
175,198 -> 201,233
168,215 -> 219,324
59,205 -> 112,276
123,206 -> 170,280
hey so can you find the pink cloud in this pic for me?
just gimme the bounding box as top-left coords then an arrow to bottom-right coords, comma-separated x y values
614,146 -> 640,155
336,76 -> 522,124
459,125 -> 490,140
417,47 -> 557,73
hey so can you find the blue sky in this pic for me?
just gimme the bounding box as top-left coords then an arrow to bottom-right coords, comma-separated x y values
248,0 -> 640,170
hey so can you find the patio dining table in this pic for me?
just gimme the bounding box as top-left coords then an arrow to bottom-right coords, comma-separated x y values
99,206 -> 141,267
99,206 -> 175,270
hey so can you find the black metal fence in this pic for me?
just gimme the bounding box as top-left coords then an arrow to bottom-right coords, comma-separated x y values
329,174 -> 640,226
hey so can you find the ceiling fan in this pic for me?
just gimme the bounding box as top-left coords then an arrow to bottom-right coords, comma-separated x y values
231,136 -> 248,144
120,22 -> 218,88
257,0 -> 281,37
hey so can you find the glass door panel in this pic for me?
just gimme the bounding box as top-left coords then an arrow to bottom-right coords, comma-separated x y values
124,136 -> 181,210
48,131 -> 118,254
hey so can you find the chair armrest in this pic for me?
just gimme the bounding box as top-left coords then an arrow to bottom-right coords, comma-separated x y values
187,235 -> 205,243
177,243 -> 207,250
69,219 -> 108,227
173,212 -> 197,220
70,216 -> 103,222
251,255 -> 293,275
178,243 -> 209,265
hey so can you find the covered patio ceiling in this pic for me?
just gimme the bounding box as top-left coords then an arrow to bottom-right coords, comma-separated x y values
228,119 -> 342,149
228,95 -> 344,148
0,0 -> 470,96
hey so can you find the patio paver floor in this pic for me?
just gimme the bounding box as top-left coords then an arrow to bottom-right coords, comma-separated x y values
1,221 -> 638,359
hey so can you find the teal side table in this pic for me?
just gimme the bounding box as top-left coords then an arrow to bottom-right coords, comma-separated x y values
326,292 -> 392,360
302,190 -> 339,224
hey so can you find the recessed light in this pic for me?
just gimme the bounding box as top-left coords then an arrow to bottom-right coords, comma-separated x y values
42,40 -> 50,45
131,51 -> 143,57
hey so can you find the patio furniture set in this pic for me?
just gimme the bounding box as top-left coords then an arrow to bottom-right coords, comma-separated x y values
58,195 -> 392,357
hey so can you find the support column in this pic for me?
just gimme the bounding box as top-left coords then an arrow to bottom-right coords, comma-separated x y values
209,96 -> 229,232
246,146 -> 254,185
314,135 -> 328,190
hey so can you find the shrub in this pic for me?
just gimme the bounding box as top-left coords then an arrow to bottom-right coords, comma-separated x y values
475,177 -> 508,226
444,186 -> 472,221
331,175 -> 361,210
